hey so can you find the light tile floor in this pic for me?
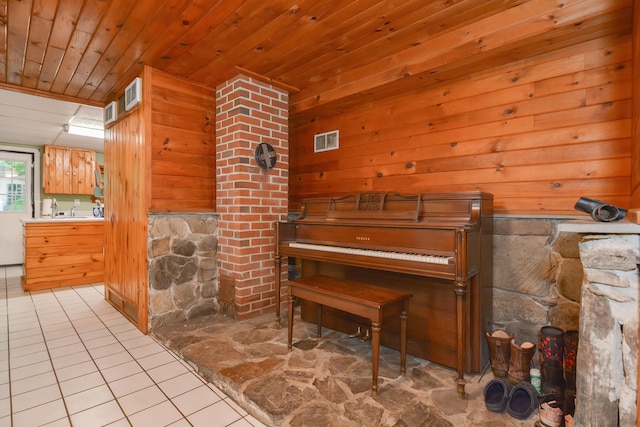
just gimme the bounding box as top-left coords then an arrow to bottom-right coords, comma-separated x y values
0,266 -> 267,427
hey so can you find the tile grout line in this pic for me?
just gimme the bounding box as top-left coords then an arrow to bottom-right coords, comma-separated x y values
1,268 -> 14,426
79,283 -> 258,426
62,284 -> 202,425
48,284 -> 141,425
2,272 -> 264,427
26,286 -> 94,425
73,283 -> 256,425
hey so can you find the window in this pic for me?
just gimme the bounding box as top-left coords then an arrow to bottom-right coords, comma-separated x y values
0,160 -> 27,212
314,130 -> 339,153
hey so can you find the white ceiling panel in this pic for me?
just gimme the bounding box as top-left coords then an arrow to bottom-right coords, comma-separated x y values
0,89 -> 104,153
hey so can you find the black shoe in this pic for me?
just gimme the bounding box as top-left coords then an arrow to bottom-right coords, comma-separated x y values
507,381 -> 539,420
484,378 -> 512,413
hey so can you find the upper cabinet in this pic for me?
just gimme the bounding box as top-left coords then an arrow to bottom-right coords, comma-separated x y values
43,145 -> 96,195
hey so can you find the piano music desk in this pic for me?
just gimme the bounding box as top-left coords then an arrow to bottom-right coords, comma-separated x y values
287,275 -> 412,394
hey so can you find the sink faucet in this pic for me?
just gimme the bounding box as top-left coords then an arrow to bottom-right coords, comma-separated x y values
70,207 -> 76,217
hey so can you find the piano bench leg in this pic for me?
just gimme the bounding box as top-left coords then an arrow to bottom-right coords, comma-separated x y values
287,294 -> 294,351
400,308 -> 408,376
456,378 -> 466,397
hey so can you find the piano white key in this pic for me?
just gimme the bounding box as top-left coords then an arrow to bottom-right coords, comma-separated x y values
288,242 -> 452,265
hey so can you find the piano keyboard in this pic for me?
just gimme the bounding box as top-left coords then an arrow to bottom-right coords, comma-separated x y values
289,242 -> 453,265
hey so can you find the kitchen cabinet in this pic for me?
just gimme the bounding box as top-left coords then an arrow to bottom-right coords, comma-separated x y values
43,145 -> 96,194
22,219 -> 104,291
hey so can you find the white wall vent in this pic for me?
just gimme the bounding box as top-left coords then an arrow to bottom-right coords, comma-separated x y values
124,77 -> 142,111
314,130 -> 339,153
104,101 -> 117,125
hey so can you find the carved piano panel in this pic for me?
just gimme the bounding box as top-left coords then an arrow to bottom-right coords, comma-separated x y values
275,191 -> 493,396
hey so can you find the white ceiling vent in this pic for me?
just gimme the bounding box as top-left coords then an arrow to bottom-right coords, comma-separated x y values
314,130 -> 339,153
124,77 -> 142,111
104,101 -> 117,125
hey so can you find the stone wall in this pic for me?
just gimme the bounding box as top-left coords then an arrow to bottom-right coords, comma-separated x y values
147,214 -> 219,330
573,233 -> 638,426
492,218 -> 582,345
497,218 -> 639,424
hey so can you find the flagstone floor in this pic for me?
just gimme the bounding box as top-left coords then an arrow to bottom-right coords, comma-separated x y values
152,311 -> 538,427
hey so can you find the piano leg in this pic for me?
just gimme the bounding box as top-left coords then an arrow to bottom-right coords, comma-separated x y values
455,280 -> 467,397
275,254 -> 283,328
316,304 -> 323,341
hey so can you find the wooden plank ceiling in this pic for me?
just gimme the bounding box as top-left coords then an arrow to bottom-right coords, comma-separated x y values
0,0 -> 633,114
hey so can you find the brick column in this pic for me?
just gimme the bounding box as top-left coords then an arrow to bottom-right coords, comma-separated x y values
215,73 -> 289,320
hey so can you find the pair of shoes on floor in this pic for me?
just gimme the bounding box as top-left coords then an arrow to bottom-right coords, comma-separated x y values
538,395 -> 563,427
484,378 -> 539,419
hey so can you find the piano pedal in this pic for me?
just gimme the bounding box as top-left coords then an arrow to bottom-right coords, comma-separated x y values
348,326 -> 363,339
360,329 -> 371,343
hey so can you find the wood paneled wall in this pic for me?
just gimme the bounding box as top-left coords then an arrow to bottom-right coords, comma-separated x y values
289,36 -> 633,216
632,3 -> 639,425
104,66 -> 217,332
632,0 -> 640,208
148,68 -> 216,212
104,106 -> 149,332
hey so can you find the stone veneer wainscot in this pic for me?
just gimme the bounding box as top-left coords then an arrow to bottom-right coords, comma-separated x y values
147,213 -> 219,329
557,220 -> 638,426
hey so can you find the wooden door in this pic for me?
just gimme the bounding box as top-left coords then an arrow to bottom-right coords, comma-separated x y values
0,150 -> 34,265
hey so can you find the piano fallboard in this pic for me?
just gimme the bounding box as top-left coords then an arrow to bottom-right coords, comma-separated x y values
279,241 -> 456,280
278,220 -> 478,281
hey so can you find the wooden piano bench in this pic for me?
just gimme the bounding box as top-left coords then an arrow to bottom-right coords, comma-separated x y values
286,275 -> 412,394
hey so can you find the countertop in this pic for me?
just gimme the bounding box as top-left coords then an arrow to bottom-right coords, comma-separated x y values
23,216 -> 104,224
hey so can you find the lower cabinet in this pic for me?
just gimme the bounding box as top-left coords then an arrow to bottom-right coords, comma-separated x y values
23,221 -> 104,291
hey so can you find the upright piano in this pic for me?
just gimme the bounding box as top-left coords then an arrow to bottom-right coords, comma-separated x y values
274,191 -> 493,395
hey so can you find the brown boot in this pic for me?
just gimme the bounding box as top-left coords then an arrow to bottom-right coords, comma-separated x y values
485,330 -> 513,378
507,339 -> 536,385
